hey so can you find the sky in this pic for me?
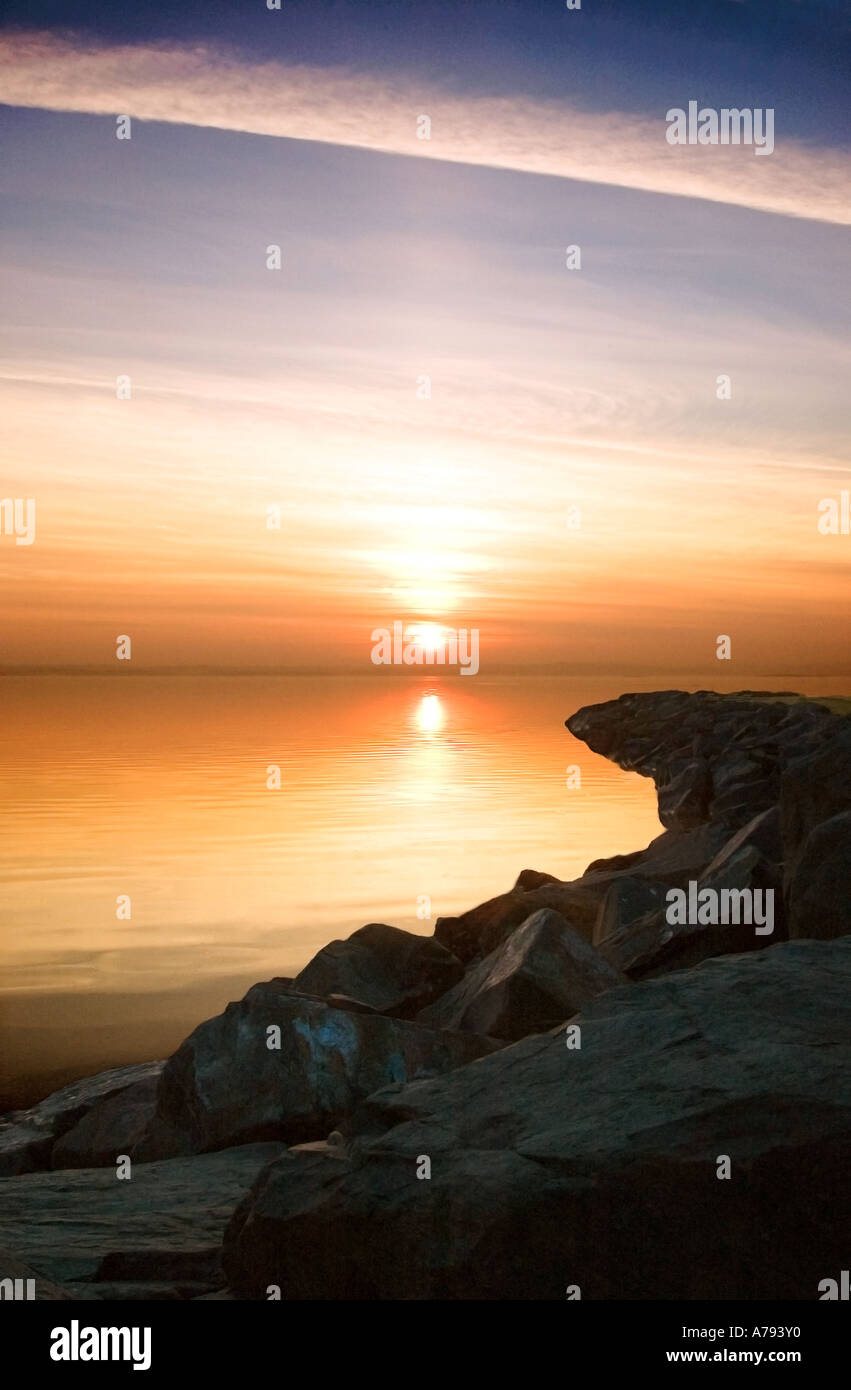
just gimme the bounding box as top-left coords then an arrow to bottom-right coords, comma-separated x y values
0,0 -> 849,673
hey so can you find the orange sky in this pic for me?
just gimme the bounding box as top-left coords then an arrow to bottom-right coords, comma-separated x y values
1,37 -> 849,673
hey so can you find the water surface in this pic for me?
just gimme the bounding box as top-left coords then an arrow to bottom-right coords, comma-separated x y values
2,671 -> 845,1105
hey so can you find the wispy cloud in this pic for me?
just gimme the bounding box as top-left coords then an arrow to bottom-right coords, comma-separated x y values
2,31 -> 849,225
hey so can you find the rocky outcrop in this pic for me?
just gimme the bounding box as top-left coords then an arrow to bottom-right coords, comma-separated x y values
1,687 -> 846,1301
0,1062 -> 164,1178
567,691 -> 850,960
222,937 -> 851,1301
418,908 -> 624,1041
293,923 -> 463,1018
434,694 -> 848,978
137,985 -> 500,1159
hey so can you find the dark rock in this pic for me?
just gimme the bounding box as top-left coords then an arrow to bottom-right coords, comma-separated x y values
0,1246 -> 82,1300
325,993 -> 381,1015
657,757 -> 711,830
710,776 -> 776,821
584,847 -> 647,875
81,1247 -> 224,1300
513,869 -> 560,891
788,810 -> 851,941
599,838 -> 782,978
293,923 -> 463,1018
70,1281 -> 184,1300
593,876 -> 667,947
435,824 -> 732,968
0,1062 -> 165,1178
780,724 -> 851,880
418,909 -> 624,1041
435,879 -> 606,963
0,1142 -> 284,1286
138,988 -> 500,1158
700,806 -> 782,873
568,691 -> 846,844
51,1073 -> 160,1171
96,1247 -> 223,1285
223,938 -> 851,1301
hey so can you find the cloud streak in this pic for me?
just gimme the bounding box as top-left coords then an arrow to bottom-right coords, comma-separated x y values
1,31 -> 849,225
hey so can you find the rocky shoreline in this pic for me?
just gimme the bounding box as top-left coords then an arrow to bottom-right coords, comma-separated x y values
2,690 -> 849,1300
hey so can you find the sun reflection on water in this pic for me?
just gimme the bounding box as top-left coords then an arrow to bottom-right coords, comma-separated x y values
416,692 -> 444,733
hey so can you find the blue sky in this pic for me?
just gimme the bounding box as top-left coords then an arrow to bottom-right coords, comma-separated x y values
3,0 -> 849,145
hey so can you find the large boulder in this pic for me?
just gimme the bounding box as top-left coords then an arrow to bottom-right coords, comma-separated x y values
419,909 -> 624,1041
138,984 -> 500,1159
0,1062 -> 164,1178
788,810 -> 851,941
223,937 -> 851,1301
293,923 -> 463,1018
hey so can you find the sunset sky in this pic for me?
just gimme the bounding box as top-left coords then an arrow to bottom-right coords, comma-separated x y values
1,0 -> 849,672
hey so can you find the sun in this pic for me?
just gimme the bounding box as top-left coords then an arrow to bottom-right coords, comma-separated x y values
406,622 -> 445,656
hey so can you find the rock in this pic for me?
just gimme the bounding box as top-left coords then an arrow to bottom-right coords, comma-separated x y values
657,757 -> 711,830
593,877 -> 667,947
788,810 -> 851,941
293,923 -> 463,1018
435,821 -> 735,968
326,993 -> 381,1015
69,1248 -> 226,1301
780,724 -> 851,879
0,1142 -> 284,1288
598,837 -> 783,978
69,1281 -> 184,1300
52,1073 -> 160,1170
419,909 -> 624,1041
700,806 -> 782,874
566,692 -> 849,975
223,938 -> 851,1301
512,869 -> 560,891
710,776 -> 776,821
568,690 -> 847,840
435,879 -> 613,964
0,1246 -> 82,1300
584,822 -> 733,891
138,987 -> 500,1158
0,1062 -> 165,1177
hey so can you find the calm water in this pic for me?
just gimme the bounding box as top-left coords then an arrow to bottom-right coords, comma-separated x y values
1,671 -> 847,1106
